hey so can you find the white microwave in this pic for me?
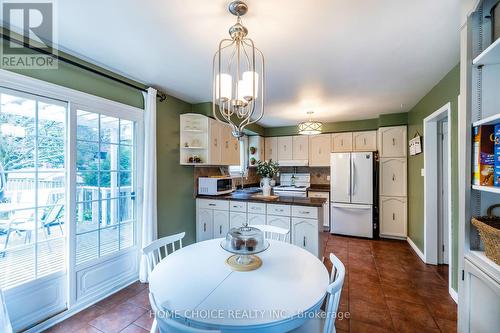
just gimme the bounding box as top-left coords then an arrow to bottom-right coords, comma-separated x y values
198,177 -> 234,195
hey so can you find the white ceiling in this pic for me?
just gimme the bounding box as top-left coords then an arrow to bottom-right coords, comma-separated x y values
53,0 -> 460,127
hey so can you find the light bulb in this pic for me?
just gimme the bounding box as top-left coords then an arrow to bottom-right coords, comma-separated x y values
215,73 -> 232,101
242,71 -> 258,100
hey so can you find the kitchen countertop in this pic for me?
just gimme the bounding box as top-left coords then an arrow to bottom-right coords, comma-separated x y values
197,192 -> 327,207
308,184 -> 330,193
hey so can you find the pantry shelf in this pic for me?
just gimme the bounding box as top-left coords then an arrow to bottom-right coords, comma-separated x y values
473,38 -> 500,66
472,112 -> 500,127
472,185 -> 500,194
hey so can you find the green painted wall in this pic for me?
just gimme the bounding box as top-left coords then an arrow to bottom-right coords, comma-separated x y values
2,37 -> 197,245
264,113 -> 408,137
407,64 -> 460,290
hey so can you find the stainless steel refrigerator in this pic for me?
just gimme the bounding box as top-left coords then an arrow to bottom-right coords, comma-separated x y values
330,152 -> 377,238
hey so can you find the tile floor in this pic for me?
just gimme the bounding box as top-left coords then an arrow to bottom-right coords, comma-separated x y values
45,234 -> 457,333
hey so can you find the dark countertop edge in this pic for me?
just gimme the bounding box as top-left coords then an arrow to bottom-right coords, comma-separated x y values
308,185 -> 330,192
196,194 -> 327,207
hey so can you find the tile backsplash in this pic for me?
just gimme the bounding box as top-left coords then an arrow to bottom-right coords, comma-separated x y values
278,167 -> 330,185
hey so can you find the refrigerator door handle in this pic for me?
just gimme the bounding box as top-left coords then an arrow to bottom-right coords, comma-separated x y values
351,158 -> 356,196
332,203 -> 372,210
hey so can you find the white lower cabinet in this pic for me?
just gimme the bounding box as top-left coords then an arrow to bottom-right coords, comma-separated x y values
196,199 -> 321,257
379,196 -> 407,238
292,218 -> 319,257
247,213 -> 266,226
460,258 -> 500,333
266,215 -> 291,232
213,210 -> 230,238
230,212 -> 247,229
196,208 -> 214,242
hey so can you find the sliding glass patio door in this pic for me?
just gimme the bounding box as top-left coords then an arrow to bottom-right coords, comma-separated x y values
0,87 -> 68,328
0,77 -> 143,331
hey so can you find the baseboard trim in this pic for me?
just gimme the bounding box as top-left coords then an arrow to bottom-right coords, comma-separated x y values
449,286 -> 458,304
407,237 -> 425,263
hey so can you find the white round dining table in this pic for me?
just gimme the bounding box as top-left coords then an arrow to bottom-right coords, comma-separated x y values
149,238 -> 329,333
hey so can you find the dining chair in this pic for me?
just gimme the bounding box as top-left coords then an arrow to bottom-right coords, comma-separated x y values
143,232 -> 185,333
149,292 -> 220,333
249,224 -> 289,242
0,289 -> 13,333
291,253 -> 345,333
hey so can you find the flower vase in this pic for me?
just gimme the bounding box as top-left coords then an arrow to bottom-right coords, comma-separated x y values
261,177 -> 272,197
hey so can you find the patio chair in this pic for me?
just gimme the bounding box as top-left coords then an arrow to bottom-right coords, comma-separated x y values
1,199 -> 64,255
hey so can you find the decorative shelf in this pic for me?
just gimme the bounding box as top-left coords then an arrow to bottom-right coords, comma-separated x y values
473,38 -> 500,66
472,185 -> 500,194
472,112 -> 500,127
182,147 -> 205,150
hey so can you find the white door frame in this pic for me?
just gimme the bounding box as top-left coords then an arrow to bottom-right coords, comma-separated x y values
423,102 -> 452,279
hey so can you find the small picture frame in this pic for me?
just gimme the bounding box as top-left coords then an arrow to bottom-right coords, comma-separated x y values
409,133 -> 422,156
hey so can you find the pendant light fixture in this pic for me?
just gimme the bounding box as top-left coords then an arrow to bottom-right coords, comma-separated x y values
298,111 -> 323,135
212,1 -> 265,139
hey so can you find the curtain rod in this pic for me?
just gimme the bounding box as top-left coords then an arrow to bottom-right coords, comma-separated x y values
0,32 -> 167,102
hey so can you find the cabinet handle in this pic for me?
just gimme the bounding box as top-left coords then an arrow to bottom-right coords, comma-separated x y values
299,211 -> 309,214
219,225 -> 222,234
392,213 -> 395,221
392,174 -> 395,181
284,145 -> 287,151
214,138 -> 217,147
363,138 -> 366,145
341,139 -> 344,146
319,148 -> 322,154
225,141 -> 229,148
303,236 -> 307,247
209,203 -> 216,206
203,223 -> 207,232
392,138 -> 395,146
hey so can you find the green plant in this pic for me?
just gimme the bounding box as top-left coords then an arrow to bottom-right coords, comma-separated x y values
255,160 -> 279,178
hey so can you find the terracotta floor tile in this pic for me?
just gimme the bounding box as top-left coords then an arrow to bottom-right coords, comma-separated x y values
350,319 -> 395,333
126,289 -> 152,310
133,311 -> 155,330
89,303 -> 148,333
44,316 -> 87,333
73,325 -> 104,333
74,304 -> 109,323
386,299 -> 438,330
349,281 -> 386,306
391,316 -> 441,333
119,324 -> 148,333
425,298 -> 457,321
435,318 -> 457,333
349,298 -> 393,329
381,284 -> 425,305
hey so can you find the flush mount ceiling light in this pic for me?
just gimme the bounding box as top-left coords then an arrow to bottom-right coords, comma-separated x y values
298,111 -> 323,135
212,0 -> 265,139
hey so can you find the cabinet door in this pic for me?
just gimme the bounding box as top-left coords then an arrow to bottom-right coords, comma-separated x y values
292,217 -> 319,257
308,192 -> 329,227
229,135 -> 240,165
213,209 -> 229,238
292,135 -> 309,160
380,158 -> 407,196
220,125 -> 232,165
247,213 -> 266,226
378,126 -> 407,157
209,120 -> 222,164
308,134 -> 331,167
380,196 -> 407,238
461,258 -> 500,333
197,208 -> 213,242
265,137 -> 278,162
277,136 -> 293,161
230,212 -> 247,229
332,132 -> 353,152
353,131 -> 377,151
266,215 -> 291,233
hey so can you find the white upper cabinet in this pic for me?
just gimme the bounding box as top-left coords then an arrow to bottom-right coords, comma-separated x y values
265,137 -> 278,162
292,135 -> 309,160
378,126 -> 407,157
209,119 -> 222,165
332,132 -> 353,152
380,158 -> 407,197
277,136 -> 293,161
353,131 -> 377,151
308,134 -> 331,167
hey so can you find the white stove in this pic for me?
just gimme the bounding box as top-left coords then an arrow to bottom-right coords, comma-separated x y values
273,173 -> 310,197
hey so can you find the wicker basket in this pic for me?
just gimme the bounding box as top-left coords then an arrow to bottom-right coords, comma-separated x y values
471,204 -> 500,265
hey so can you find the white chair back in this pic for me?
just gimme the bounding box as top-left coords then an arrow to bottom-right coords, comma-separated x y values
0,289 -> 13,333
249,224 -> 289,242
323,253 -> 346,333
149,292 -> 220,333
142,232 -> 185,274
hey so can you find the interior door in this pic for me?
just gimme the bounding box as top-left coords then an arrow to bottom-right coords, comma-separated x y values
331,153 -> 351,203
351,152 -> 373,204
440,120 -> 449,264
